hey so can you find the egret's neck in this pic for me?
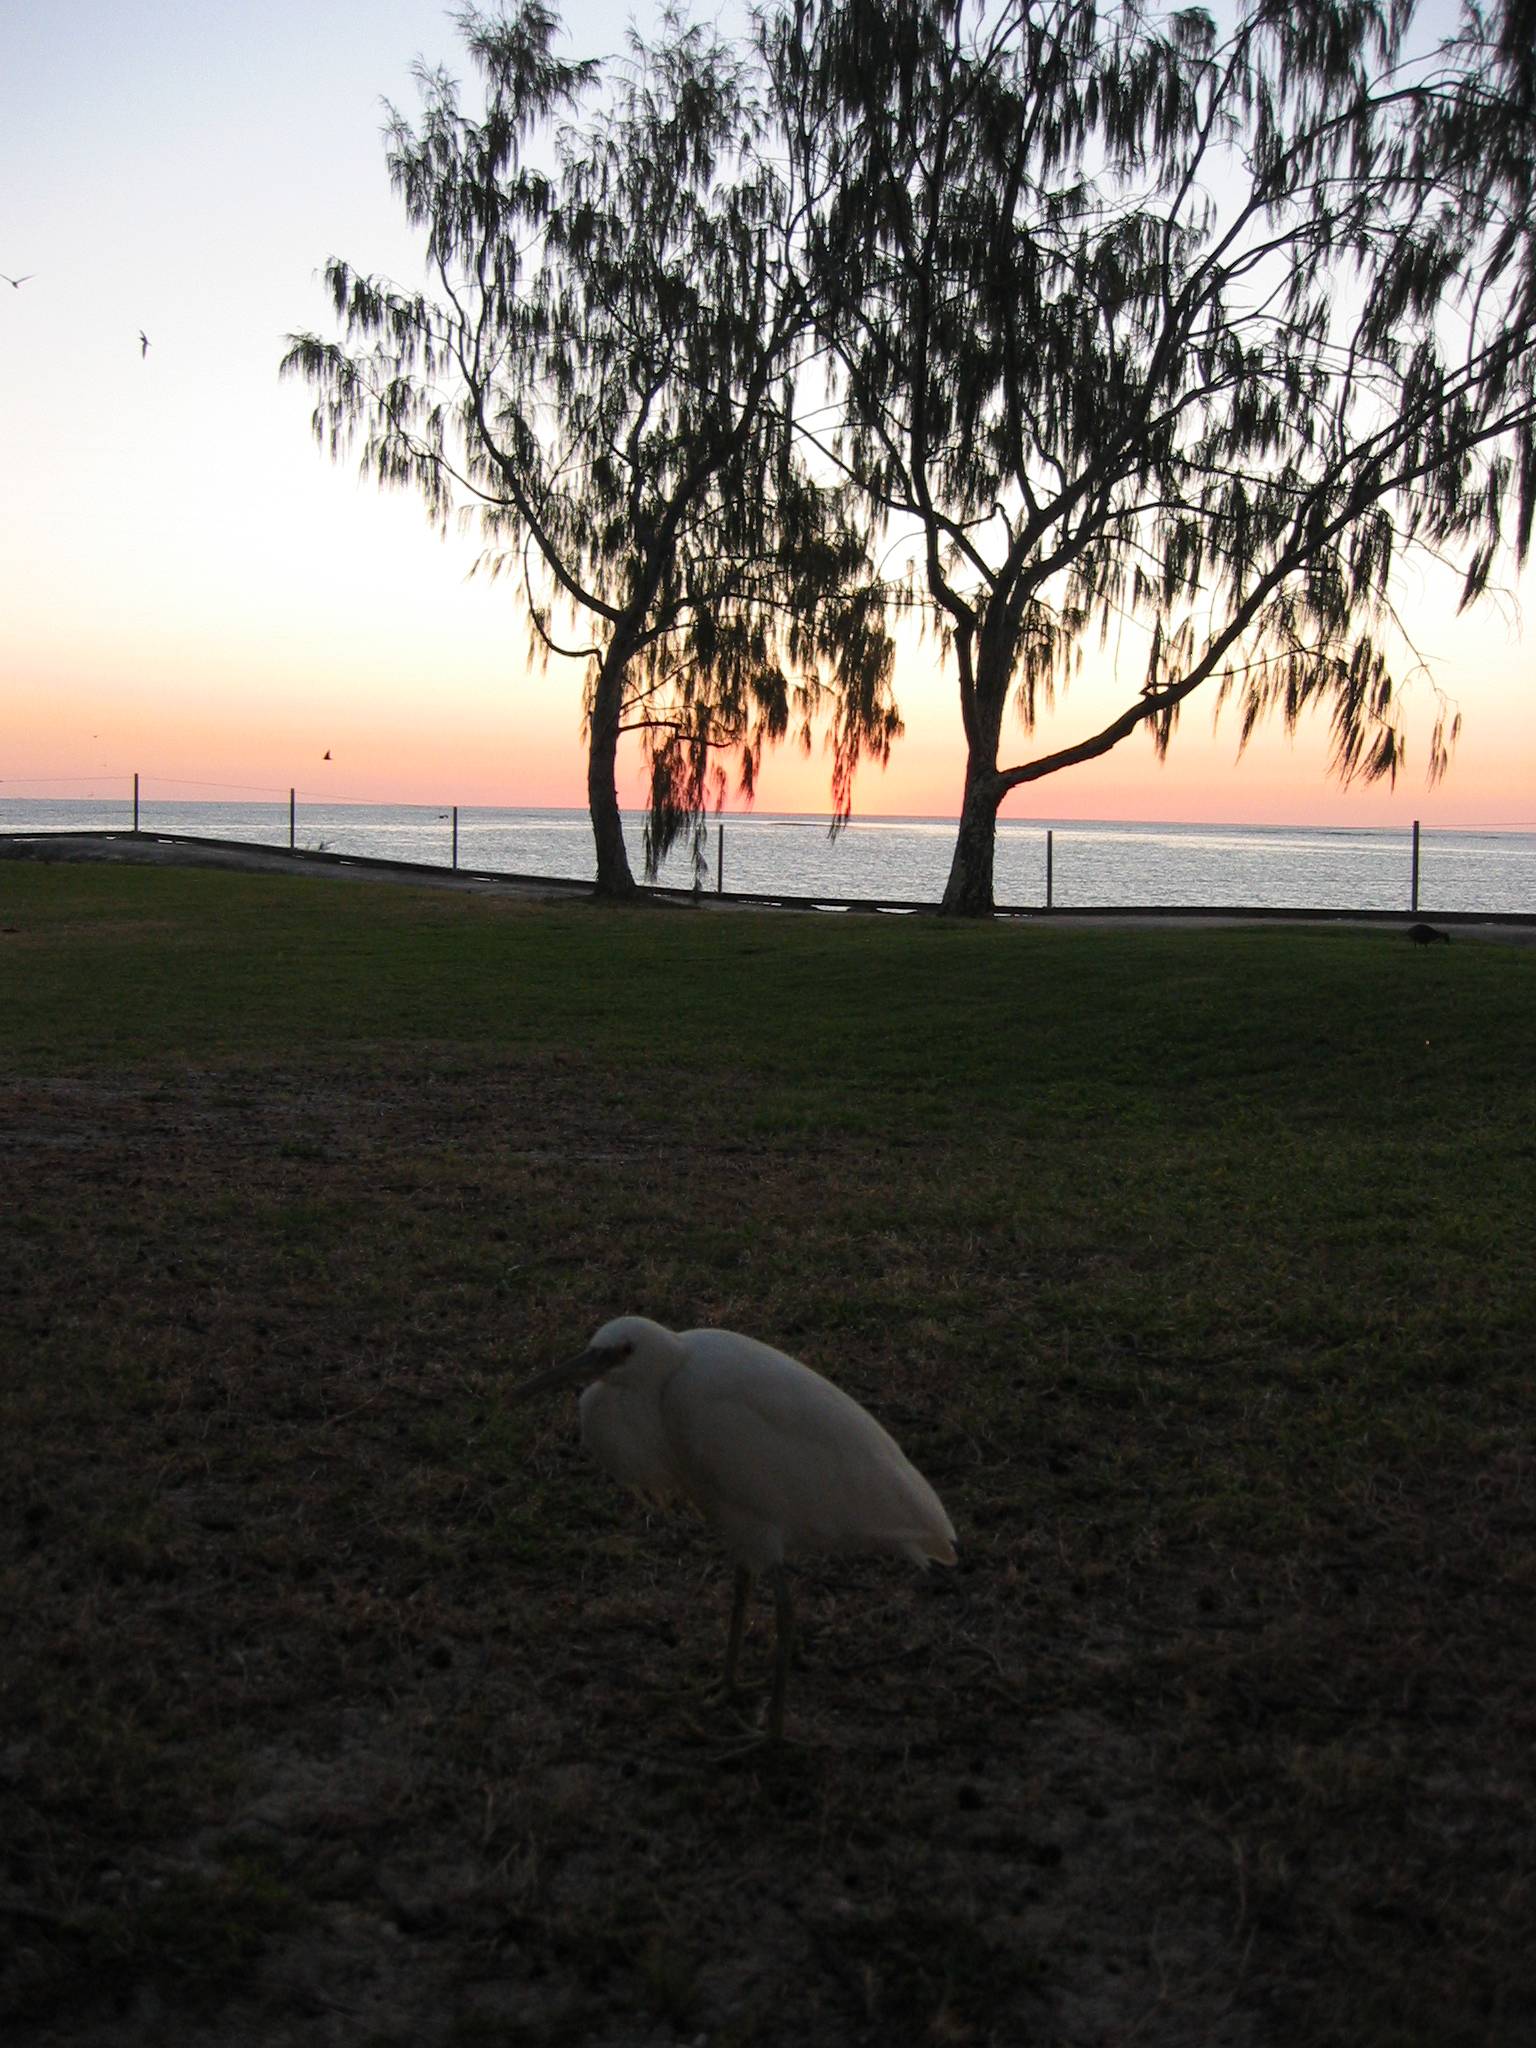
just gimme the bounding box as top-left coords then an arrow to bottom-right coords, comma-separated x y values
605,1346 -> 686,1401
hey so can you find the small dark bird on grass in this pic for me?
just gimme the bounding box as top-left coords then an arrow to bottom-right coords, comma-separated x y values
1407,922 -> 1450,946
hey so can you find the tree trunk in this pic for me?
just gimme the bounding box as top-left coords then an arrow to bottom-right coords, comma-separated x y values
940,670 -> 1007,916
939,773 -> 1004,915
587,650 -> 638,899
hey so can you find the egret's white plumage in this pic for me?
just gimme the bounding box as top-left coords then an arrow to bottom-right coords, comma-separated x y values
516,1315 -> 957,1737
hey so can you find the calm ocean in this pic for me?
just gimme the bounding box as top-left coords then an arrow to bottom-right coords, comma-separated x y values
3,796 -> 1533,915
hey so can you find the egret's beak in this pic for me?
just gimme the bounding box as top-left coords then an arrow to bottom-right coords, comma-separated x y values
512,1344 -> 610,1401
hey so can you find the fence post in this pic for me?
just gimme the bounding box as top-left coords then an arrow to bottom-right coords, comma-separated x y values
1410,818 -> 1420,913
1045,829 -> 1054,910
452,805 -> 459,870
717,821 -> 724,895
133,772 -> 140,834
289,789 -> 296,851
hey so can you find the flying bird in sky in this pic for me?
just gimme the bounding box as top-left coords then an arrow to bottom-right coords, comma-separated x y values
3,273 -> 33,289
139,331 -> 150,357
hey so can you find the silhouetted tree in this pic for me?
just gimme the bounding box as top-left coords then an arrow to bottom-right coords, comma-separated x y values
284,4 -> 896,896
768,0 -> 1536,912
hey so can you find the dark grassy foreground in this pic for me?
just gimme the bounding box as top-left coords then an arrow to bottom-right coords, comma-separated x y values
1,864 -> 1532,2047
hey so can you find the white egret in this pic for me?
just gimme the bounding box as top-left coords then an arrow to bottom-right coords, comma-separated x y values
515,1316 -> 957,1739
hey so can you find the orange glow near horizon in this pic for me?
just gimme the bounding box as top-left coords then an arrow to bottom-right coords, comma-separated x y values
8,620 -> 1531,830
7,449 -> 1529,830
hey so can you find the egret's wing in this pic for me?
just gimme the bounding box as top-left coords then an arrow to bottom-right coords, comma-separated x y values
663,1332 -> 956,1569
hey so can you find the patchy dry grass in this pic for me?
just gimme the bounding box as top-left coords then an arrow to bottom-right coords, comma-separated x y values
1,864 -> 1533,2045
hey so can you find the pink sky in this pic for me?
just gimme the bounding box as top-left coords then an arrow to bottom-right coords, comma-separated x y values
8,632 -> 1529,829
3,0 -> 1531,833
7,532 -> 1530,828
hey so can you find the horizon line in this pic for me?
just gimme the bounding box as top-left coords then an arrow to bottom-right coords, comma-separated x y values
3,787 -> 1533,836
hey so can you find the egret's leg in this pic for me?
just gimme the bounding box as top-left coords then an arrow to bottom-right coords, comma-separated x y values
767,1566 -> 796,1743
723,1565 -> 752,1693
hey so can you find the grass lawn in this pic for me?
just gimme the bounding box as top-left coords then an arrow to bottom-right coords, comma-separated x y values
2,862 -> 1532,2045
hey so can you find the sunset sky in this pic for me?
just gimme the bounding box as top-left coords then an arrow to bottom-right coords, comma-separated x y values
3,0 -> 1530,829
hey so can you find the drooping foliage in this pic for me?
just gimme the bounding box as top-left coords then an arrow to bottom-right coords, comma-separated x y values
765,0 -> 1536,911
284,4 -> 897,893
